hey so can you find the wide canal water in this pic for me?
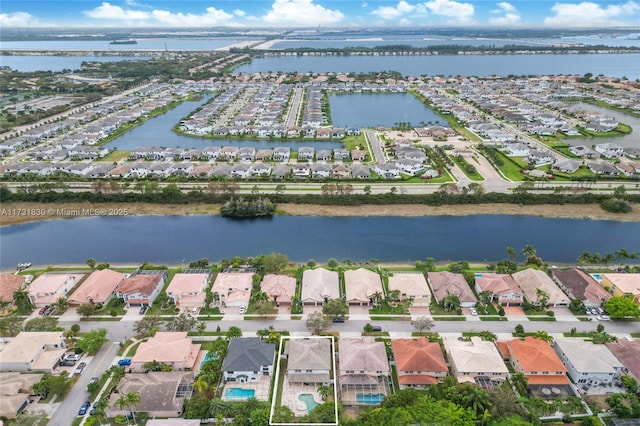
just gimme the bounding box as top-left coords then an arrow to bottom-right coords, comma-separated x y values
1,215 -> 639,268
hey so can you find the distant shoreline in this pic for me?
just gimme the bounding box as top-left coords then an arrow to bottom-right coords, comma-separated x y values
0,201 -> 638,227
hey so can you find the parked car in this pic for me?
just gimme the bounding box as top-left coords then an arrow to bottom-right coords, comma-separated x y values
469,308 -> 478,316
65,353 -> 81,361
86,377 -> 99,390
371,326 -> 382,332
59,359 -> 76,367
38,306 -> 50,315
117,358 -> 132,366
78,401 -> 90,416
139,305 -> 148,315
238,306 -> 246,314
596,307 -> 605,315
191,307 -> 198,315
74,362 -> 86,374
597,315 -> 611,321
332,317 -> 345,323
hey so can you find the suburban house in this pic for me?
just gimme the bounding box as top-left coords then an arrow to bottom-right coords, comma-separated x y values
444,337 -> 509,387
497,337 -> 570,391
553,338 -> 623,386
0,273 -> 26,307
551,269 -> 611,308
606,339 -> 640,381
210,272 -> 253,309
338,337 -> 391,405
165,272 -> 211,312
130,332 -> 203,373
27,273 -> 84,307
601,273 -> 640,304
222,337 -> 276,383
106,372 -> 193,419
0,372 -> 44,419
301,268 -> 340,305
474,273 -> 523,306
0,332 -> 66,373
387,272 -> 430,306
511,268 -> 570,307
115,271 -> 167,307
285,338 -> 332,385
260,274 -> 297,305
427,271 -> 478,307
67,269 -> 125,306
344,268 -> 383,306
392,337 -> 448,389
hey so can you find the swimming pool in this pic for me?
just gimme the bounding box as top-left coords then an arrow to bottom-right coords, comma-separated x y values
356,393 -> 385,404
199,352 -> 217,369
225,388 -> 255,400
474,273 -> 484,278
590,273 -> 603,282
298,394 -> 319,411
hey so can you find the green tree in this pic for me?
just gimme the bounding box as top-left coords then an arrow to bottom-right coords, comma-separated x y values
604,296 -> 640,318
165,313 -> 199,331
506,246 -> 516,261
226,326 -> 243,339
51,297 -> 70,315
0,316 -> 24,337
24,317 -> 59,331
322,298 -> 348,319
306,311 -> 331,335
86,258 -> 97,270
133,315 -> 162,337
254,300 -> 277,317
76,304 -> 98,318
76,328 -> 108,354
327,258 -> 338,269
533,330 -> 553,344
13,289 -> 32,312
262,252 -> 289,274
441,294 -> 461,311
411,316 -> 434,335
317,385 -> 331,401
115,392 -> 141,424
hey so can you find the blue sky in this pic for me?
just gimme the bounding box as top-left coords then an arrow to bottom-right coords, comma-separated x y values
1,1 -> 639,28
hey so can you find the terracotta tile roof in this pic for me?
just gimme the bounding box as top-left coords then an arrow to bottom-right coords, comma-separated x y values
344,268 -> 383,303
507,337 -> 567,373
392,337 -> 447,372
260,274 -> 296,302
132,332 -> 201,370
117,274 -> 162,296
68,269 -> 124,305
526,375 -> 570,385
0,273 -> 25,303
398,375 -> 439,385
428,271 -> 477,304
475,273 -> 522,298
339,337 -> 389,374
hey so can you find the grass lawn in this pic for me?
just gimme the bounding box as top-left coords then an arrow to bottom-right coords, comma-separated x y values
527,316 -> 556,321
100,150 -> 131,162
434,316 -> 467,321
369,303 -> 407,315
80,317 -> 121,321
630,332 -> 640,338
450,155 -> 484,181
369,315 -> 410,321
491,150 -> 526,181
480,316 -> 508,321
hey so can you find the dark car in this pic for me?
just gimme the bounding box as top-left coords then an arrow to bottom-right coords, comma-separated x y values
139,305 -> 148,315
332,317 -> 345,323
78,401 -> 90,416
371,326 -> 382,332
59,359 -> 76,367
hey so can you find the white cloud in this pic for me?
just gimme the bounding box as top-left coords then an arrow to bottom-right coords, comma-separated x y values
372,1 -> 417,19
84,2 -> 240,27
489,2 -> 521,25
262,0 -> 344,26
425,0 -> 475,22
0,11 -> 43,27
234,9 -> 246,17
544,1 -> 640,27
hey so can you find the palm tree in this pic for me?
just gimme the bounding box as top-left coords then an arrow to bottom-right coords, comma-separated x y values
479,408 -> 492,425
208,398 -> 233,418
115,392 -> 141,424
12,289 -> 31,312
510,372 -> 529,396
193,377 -> 209,395
86,258 -> 97,270
462,386 -> 491,415
317,385 -> 331,401
51,297 -> 69,315
533,330 -> 553,344
522,244 -> 537,262
506,246 -> 516,261
93,398 -> 109,419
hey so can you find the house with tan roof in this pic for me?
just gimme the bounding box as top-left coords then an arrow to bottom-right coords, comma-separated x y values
512,268 -> 570,307
339,337 -> 390,405
68,269 -> 124,306
165,272 -> 211,311
115,271 -> 167,307
551,269 -> 611,308
427,271 -> 477,307
27,273 -> 84,307
301,268 -> 339,305
211,272 -> 253,309
106,371 -> 193,418
392,337 -> 448,389
387,272 -> 430,306
344,268 -> 383,306
553,338 -> 623,386
474,273 -> 523,306
131,332 -> 203,372
0,372 -> 44,418
0,273 -> 26,306
606,339 -> 640,381
0,332 -> 66,373
285,337 -> 332,385
260,274 -> 297,305
497,337 -> 570,392
444,337 -> 509,387
601,273 -> 640,304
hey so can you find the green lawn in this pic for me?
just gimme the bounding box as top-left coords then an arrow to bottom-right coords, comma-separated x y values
100,150 -> 131,162
480,316 -> 508,321
527,316 -> 556,322
450,155 -> 485,181
434,316 -> 467,321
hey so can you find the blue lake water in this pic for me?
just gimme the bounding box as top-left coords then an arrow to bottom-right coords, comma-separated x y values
1,55 -> 151,72
0,38 -> 256,52
234,54 -> 640,79
1,215 -> 638,268
330,93 -> 446,128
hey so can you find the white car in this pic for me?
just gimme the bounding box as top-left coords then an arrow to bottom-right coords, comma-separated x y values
469,308 -> 477,316
65,353 -> 82,361
596,315 -> 611,321
238,306 -> 246,314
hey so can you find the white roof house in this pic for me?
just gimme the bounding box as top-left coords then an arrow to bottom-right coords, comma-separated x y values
301,268 -> 339,305
387,273 -> 430,306
553,338 -> 624,385
444,337 -> 509,385
512,268 -> 570,307
0,332 -> 66,373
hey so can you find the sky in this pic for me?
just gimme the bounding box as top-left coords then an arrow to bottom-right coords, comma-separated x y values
1,0 -> 639,29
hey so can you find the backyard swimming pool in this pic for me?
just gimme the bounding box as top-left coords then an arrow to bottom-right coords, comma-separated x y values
200,352 -> 217,369
356,393 -> 385,404
298,394 -> 319,411
225,388 -> 255,400
590,273 -> 603,282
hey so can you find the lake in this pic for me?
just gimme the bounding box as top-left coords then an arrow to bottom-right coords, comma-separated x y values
562,102 -> 640,149
0,38 -> 257,51
1,215 -> 638,268
0,55 -> 151,72
234,54 -> 640,80
330,93 -> 446,128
